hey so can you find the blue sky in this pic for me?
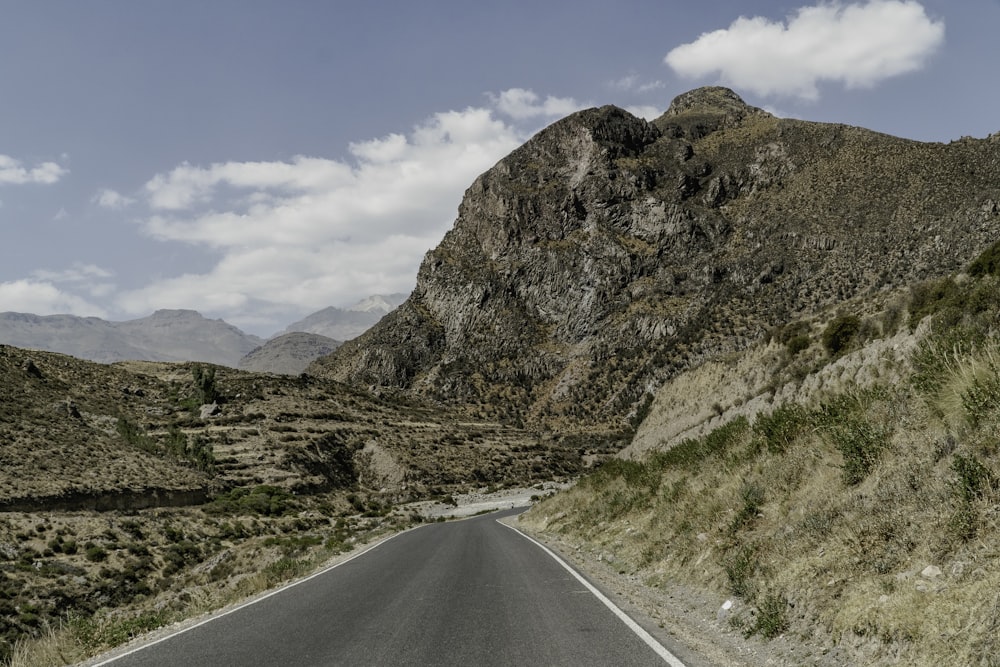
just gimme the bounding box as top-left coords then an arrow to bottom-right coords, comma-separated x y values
0,0 -> 995,336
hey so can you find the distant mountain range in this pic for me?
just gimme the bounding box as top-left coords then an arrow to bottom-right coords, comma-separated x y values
278,293 -> 407,341
0,293 -> 406,370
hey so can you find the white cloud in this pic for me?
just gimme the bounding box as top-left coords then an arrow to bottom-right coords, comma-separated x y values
121,93 -> 562,328
32,263 -> 114,283
31,264 -> 116,301
0,154 -> 67,185
489,88 -> 584,120
93,188 -> 135,209
610,74 -> 665,94
665,1 -> 945,100
625,105 -> 663,121
0,279 -> 108,317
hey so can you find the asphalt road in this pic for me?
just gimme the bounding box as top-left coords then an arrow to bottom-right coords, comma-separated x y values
94,508 -> 684,666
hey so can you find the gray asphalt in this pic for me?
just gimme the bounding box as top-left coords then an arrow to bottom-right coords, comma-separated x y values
97,508 -> 676,666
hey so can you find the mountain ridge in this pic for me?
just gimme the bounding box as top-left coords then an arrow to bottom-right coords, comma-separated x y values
309,87 -> 1000,433
0,294 -> 406,368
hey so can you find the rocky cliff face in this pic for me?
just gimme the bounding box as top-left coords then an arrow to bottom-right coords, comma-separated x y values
310,87 -> 1000,430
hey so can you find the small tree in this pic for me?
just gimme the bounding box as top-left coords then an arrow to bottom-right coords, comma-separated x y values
192,365 -> 218,404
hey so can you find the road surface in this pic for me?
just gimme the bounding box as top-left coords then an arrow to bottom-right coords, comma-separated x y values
93,508 -> 686,666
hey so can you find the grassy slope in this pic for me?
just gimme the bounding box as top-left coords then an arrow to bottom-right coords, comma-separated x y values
522,246 -> 1000,665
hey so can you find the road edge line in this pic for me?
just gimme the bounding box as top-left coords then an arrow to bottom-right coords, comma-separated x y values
497,519 -> 687,667
89,527 -> 412,665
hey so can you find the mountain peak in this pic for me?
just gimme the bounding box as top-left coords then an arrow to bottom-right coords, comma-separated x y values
348,293 -> 407,313
665,86 -> 751,115
657,86 -> 770,137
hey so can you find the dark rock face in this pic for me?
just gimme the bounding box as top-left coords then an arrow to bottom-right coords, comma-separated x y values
311,87 -> 1000,428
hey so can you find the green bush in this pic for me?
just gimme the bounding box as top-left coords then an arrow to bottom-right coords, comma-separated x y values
822,314 -> 861,356
819,393 -> 890,485
746,593 -> 789,639
724,544 -> 758,598
952,454 -> 995,503
830,419 -> 887,485
649,416 -> 749,469
961,368 -> 1000,428
206,485 -> 296,516
908,277 -> 961,329
116,418 -> 156,453
968,240 -> 1000,278
730,481 -> 765,532
753,404 -> 807,454
192,365 -> 218,404
785,335 -> 811,356
84,544 -> 107,563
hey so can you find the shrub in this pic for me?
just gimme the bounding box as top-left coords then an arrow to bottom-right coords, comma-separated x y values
116,418 -> 156,453
649,416 -> 749,469
822,314 -> 861,356
752,404 -> 808,454
84,544 -> 107,563
192,365 -> 218,405
968,239 -> 1000,277
820,393 -> 890,485
952,454 -> 995,503
206,485 -> 296,516
908,277 -> 960,329
724,545 -> 758,598
785,335 -> 810,356
746,593 -> 789,639
730,481 -> 765,532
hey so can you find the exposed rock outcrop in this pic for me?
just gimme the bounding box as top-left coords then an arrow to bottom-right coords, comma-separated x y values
311,87 -> 1000,430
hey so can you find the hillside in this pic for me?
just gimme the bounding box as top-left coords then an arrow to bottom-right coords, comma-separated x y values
311,87 -> 1000,436
520,243 -> 1000,665
7,87 -> 1000,664
238,332 -> 342,375
0,345 -> 610,662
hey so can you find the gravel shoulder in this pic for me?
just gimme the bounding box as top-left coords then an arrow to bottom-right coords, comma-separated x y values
507,514 -> 853,667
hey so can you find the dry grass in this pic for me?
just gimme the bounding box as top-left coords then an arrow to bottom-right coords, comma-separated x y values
522,292 -> 1000,664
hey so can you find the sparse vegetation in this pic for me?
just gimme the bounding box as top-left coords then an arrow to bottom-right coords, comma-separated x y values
521,257 -> 1000,666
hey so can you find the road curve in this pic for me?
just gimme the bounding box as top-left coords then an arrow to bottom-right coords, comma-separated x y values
93,508 -> 684,666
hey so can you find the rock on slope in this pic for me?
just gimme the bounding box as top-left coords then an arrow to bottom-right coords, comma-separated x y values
0,309 -> 263,367
239,331 -> 342,375
310,87 -> 1000,429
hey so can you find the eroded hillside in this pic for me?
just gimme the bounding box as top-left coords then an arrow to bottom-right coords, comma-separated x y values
0,346 -> 610,662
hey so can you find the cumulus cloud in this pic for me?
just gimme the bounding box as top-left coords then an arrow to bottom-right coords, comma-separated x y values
489,88 -> 584,120
0,154 -> 67,185
31,264 -> 116,300
610,74 -> 665,94
121,92 -> 571,328
93,188 -> 135,209
665,1 -> 945,100
0,279 -> 108,317
625,105 -> 663,121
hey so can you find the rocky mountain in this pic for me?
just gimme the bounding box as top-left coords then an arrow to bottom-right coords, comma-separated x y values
239,331 -> 342,375
0,309 -> 263,367
310,87 -> 1000,431
282,293 -> 406,341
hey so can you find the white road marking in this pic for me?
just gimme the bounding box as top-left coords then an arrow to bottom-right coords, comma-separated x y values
498,519 -> 687,667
